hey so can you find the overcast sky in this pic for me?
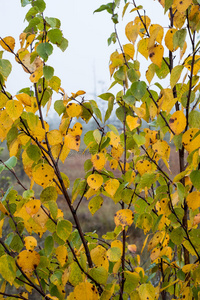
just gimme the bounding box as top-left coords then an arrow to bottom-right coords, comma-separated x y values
1,1 -> 167,118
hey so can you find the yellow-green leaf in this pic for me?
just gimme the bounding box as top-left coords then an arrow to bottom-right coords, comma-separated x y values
104,179 -> 119,197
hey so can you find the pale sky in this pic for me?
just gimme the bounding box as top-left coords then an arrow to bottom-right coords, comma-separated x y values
1,1 -> 167,118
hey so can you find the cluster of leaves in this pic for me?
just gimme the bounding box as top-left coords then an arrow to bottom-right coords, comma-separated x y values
0,0 -> 200,299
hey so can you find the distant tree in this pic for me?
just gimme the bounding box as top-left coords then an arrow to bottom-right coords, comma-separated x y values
0,0 -> 200,299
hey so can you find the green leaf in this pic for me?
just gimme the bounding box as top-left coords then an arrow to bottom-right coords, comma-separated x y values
155,58 -> 170,79
44,236 -> 54,256
0,59 -> 12,78
165,0 -> 173,13
56,220 -> 72,241
107,247 -> 121,262
104,97 -> 114,123
89,100 -> 102,121
131,81 -> 147,100
40,186 -> 58,203
26,144 -> 41,162
139,283 -> 156,299
49,201 -> 58,220
88,195 -> 103,215
4,157 -> 17,169
0,255 -> 16,285
54,100 -> 66,116
10,235 -> 24,252
25,17 -> 40,33
25,7 -> 39,21
58,38 -> 68,52
47,29 -> 63,45
36,42 -> 53,61
93,129 -> 102,144
124,271 -> 140,293
170,227 -> 184,245
21,0 -> 31,7
45,17 -> 61,29
98,92 -> 115,101
170,65 -> 184,88
33,0 -> 46,12
88,266 -> 108,285
173,29 -> 187,50
43,65 -> 54,81
127,68 -> 140,83
48,76 -> 61,92
176,182 -> 186,203
133,133 -> 145,146
190,170 -> 200,190
189,111 -> 200,128
84,159 -> 93,172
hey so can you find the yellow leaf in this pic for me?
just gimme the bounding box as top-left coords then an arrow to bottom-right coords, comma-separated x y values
0,36 -> 15,52
32,163 -> 54,187
126,115 -> 140,131
87,174 -> 103,191
91,245 -> 109,271
182,264 -> 197,273
91,153 -> 106,170
146,63 -> 155,84
165,29 -> 178,52
0,219 -> 4,238
149,44 -> 164,68
19,33 -> 27,48
159,88 -> 177,115
32,206 -> 49,228
111,144 -> 124,160
104,179 -> 119,197
150,247 -> 160,261
184,55 -> 200,76
0,203 -> 9,216
30,65 -> 43,83
128,244 -> 137,253
56,245 -> 68,267
173,0 -> 192,12
69,281 -> 99,300
64,134 -> 81,151
17,250 -> 40,277
15,93 -> 31,106
169,111 -> 186,135
22,53 -> 42,73
125,22 -> 139,44
47,129 -> 63,146
123,43 -> 135,59
114,209 -> 134,229
111,240 -> 123,252
182,128 -> 200,153
170,65 -> 184,89
109,131 -> 120,148
66,103 -> 82,118
25,199 -> 41,216
6,100 -> 23,121
193,213 -> 200,226
134,16 -> 151,37
138,38 -> 149,60
152,140 -> 170,160
186,191 -> 200,211
68,122 -> 83,136
109,159 -> 118,170
25,34 -> 35,49
149,24 -> 164,45
148,232 -> 164,251
59,144 -> 70,163
24,236 -> 37,250
136,160 -> 152,175
9,139 -> 20,157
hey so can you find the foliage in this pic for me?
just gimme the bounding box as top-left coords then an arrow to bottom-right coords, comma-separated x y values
0,0 -> 200,299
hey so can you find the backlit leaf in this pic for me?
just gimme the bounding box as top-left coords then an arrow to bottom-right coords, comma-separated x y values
69,282 -> 99,300
107,247 -> 122,262
170,65 -> 184,89
165,28 -> 178,52
47,129 -> 62,145
182,128 -> 200,153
